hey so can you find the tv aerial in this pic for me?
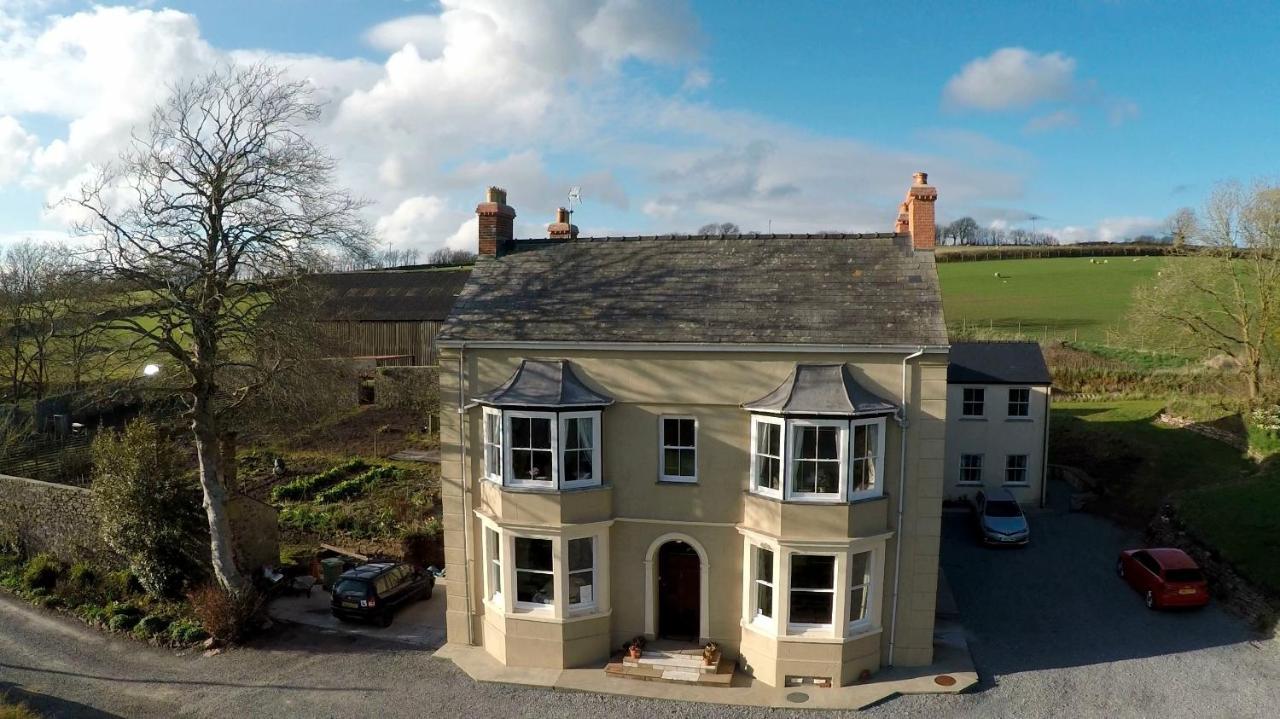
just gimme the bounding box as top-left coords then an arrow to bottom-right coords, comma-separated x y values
567,186 -> 581,218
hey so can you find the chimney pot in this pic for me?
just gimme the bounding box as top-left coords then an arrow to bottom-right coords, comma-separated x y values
913,171 -> 928,186
556,207 -> 570,223
486,186 -> 508,204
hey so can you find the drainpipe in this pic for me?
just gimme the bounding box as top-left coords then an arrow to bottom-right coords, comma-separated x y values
887,347 -> 926,667
455,344 -> 474,645
1039,387 -> 1052,509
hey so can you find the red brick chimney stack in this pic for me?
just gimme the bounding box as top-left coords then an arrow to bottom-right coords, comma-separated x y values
547,207 -> 579,239
903,171 -> 937,251
476,186 -> 516,256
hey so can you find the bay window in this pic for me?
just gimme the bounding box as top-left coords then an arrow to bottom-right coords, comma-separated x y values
789,554 -> 837,631
513,536 -> 554,609
482,407 -> 604,490
485,527 -> 502,603
749,415 -> 887,503
566,537 -> 596,611
740,532 -> 886,641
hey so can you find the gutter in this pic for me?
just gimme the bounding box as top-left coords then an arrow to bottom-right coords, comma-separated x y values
456,344 -> 474,645
887,347 -> 926,668
436,339 -> 950,354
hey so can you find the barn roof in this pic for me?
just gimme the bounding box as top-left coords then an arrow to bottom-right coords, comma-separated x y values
309,266 -> 472,322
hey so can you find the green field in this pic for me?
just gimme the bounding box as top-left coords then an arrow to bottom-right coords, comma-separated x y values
937,256 -> 1178,342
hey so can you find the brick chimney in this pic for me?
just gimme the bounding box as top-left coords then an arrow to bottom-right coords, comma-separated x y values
903,171 -> 937,251
476,186 -> 516,256
547,207 -> 578,239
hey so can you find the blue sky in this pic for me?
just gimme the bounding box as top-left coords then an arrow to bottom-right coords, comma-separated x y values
0,0 -> 1277,250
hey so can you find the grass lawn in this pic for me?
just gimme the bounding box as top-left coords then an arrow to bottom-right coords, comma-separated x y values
1050,400 -> 1255,526
938,256 -> 1181,342
1178,462 -> 1280,595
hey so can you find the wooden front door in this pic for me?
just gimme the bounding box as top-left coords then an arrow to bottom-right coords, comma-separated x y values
657,541 -> 701,641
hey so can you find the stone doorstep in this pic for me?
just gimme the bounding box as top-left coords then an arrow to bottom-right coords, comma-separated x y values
605,657 -> 734,687
623,648 -> 717,673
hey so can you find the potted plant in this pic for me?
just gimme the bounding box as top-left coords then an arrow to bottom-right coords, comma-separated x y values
626,635 -> 646,660
702,641 -> 720,667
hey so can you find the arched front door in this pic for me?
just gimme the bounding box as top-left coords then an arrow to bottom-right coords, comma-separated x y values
657,540 -> 701,641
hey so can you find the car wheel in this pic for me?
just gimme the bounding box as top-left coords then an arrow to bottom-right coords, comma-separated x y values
1116,560 -> 1125,578
1144,590 -> 1156,610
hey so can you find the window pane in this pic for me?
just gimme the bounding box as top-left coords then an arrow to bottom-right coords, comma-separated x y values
849,552 -> 870,584
817,427 -> 838,458
568,570 -> 593,605
791,555 -> 835,589
530,417 -> 551,448
789,591 -> 833,625
794,460 -> 816,492
663,418 -> 679,444
568,538 -> 592,572
757,547 -> 773,583
799,426 -> 816,456
756,582 -> 773,618
849,586 -> 867,622
516,570 -> 554,605
511,416 -> 530,446
758,456 -> 779,490
514,537 -> 552,572
815,461 -> 839,493
664,448 -> 681,477
679,448 -> 696,477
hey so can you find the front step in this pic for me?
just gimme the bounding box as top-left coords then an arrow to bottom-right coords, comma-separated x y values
606,648 -> 734,687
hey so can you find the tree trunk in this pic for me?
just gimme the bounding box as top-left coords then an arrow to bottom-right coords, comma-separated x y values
191,399 -> 249,595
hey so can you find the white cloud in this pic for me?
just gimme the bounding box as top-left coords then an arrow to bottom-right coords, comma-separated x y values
1024,109 -> 1079,134
681,67 -> 712,92
374,195 -> 451,248
1045,216 -> 1164,244
944,48 -> 1076,111
363,14 -> 445,56
0,115 -> 36,185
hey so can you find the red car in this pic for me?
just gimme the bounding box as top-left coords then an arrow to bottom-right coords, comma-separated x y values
1116,548 -> 1209,610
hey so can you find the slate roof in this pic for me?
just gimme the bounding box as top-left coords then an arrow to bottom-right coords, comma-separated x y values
474,360 -> 614,408
743,364 -> 898,416
309,266 -> 471,322
438,234 -> 948,346
947,342 -> 1051,385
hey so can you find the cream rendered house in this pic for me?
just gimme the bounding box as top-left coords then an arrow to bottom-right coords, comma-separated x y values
943,342 -> 1052,507
437,175 -> 949,688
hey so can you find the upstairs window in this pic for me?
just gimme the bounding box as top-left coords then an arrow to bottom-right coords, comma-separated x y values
751,417 -> 784,496
790,421 -> 844,499
849,419 -> 883,499
659,416 -> 698,483
507,412 -> 555,488
962,387 -> 985,417
1007,387 -> 1031,417
559,413 -> 599,489
483,408 -> 503,481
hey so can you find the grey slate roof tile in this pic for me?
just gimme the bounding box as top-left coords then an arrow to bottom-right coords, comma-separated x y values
438,234 -> 948,346
948,342 -> 1051,385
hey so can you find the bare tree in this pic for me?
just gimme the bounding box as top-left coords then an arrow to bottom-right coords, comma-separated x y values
0,241 -> 76,400
69,65 -> 372,594
1129,181 -> 1280,401
697,222 -> 741,237
427,247 -> 476,265
1168,206 -> 1198,248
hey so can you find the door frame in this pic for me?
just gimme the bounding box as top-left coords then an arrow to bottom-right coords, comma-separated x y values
644,533 -> 709,642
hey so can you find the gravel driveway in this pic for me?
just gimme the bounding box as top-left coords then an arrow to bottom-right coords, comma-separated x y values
865,484 -> 1280,718
2,485 -> 1276,718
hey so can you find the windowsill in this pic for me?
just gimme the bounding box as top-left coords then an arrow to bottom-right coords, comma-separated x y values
1004,417 -> 1034,422
958,416 -> 987,422
955,482 -> 984,487
496,607 -> 612,624
657,478 -> 698,486
1003,482 -> 1031,487
741,619 -> 884,644
745,491 -> 888,507
495,482 -> 611,495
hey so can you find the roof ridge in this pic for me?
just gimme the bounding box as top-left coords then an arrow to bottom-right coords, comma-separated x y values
508,232 -> 905,245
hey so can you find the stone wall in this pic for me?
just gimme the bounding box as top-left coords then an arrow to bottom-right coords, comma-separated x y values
0,472 -> 279,576
0,473 -> 122,568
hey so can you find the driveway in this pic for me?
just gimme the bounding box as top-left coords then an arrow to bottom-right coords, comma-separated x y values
865,482 -> 1280,718
268,586 -> 446,648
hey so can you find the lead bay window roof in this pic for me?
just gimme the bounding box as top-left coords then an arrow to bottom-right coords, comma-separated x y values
474,359 -> 613,409
743,364 -> 896,417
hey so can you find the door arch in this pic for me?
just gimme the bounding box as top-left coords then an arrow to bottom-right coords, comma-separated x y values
643,533 -> 709,642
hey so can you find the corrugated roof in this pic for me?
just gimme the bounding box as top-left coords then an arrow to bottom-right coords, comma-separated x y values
473,360 -> 614,408
438,234 -> 948,346
309,266 -> 472,322
743,364 -> 897,416
948,342 -> 1051,385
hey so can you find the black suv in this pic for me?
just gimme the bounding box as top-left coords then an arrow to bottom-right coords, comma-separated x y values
330,562 -> 434,627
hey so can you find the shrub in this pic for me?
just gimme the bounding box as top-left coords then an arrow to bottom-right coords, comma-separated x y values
76,603 -> 108,625
167,618 -> 209,645
1248,405 -> 1280,457
187,585 -> 263,643
132,614 -> 171,639
271,459 -> 369,502
108,612 -> 140,632
65,562 -> 97,590
91,420 -> 206,598
101,570 -> 143,599
0,696 -> 41,719
401,518 -> 443,568
313,466 -> 400,504
21,554 -> 62,592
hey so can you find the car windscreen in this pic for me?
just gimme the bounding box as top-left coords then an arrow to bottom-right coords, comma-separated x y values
1164,568 -> 1203,583
984,501 -> 1022,518
334,578 -> 371,598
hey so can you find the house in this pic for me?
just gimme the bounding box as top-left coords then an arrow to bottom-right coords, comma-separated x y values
944,341 -> 1052,507
436,176 -> 948,688
309,265 -> 471,366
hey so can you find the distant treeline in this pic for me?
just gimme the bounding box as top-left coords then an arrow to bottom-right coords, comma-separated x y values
934,243 -> 1185,263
